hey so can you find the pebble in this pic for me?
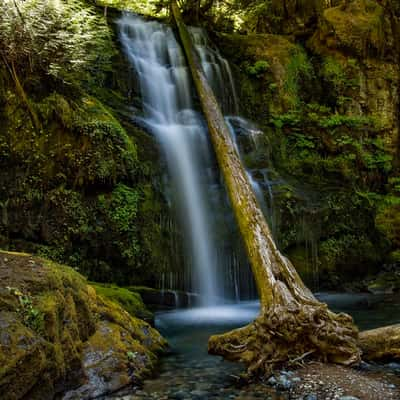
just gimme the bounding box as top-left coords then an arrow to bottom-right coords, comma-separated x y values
387,362 -> 400,370
267,376 -> 277,386
338,396 -> 360,400
190,389 -> 208,398
170,390 -> 186,400
277,375 -> 292,390
304,394 -> 317,400
387,383 -> 396,389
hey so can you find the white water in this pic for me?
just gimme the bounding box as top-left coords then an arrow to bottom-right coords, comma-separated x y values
118,15 -> 219,305
119,14 -> 266,304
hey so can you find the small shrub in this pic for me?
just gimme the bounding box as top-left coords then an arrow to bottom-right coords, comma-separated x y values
246,60 -> 270,77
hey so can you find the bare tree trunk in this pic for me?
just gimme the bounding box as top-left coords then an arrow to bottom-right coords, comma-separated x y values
171,0 -> 361,374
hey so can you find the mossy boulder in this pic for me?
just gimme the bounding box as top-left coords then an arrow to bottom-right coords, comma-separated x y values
216,32 -> 299,118
311,0 -> 392,59
90,282 -> 154,323
309,1 -> 400,155
0,250 -> 166,400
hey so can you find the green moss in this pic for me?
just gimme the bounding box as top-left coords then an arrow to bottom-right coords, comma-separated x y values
90,282 -> 153,321
284,47 -> 314,108
321,0 -> 387,58
6,287 -> 45,334
376,204 -> 400,248
0,250 -> 166,399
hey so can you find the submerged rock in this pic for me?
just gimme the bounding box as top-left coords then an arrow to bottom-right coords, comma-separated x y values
0,251 -> 166,400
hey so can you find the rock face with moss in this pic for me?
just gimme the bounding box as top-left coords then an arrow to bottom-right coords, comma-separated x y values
215,0 -> 400,288
0,1 -> 180,288
0,250 -> 166,400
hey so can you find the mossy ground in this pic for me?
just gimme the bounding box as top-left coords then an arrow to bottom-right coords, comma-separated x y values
0,250 -> 166,400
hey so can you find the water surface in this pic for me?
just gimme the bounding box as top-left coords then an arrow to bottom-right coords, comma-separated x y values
113,294 -> 400,399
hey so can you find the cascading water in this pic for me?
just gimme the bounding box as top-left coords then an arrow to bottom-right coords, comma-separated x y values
118,15 -> 219,305
119,14 -> 260,304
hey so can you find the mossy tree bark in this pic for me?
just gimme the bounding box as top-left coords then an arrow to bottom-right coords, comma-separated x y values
171,0 -> 361,374
0,53 -> 41,134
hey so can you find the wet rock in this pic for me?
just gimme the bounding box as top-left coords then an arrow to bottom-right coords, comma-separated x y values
387,362 -> 400,370
304,394 -> 318,400
387,383 -> 396,389
357,361 -> 373,371
277,374 -> 292,390
338,396 -> 360,400
267,376 -> 277,386
190,389 -> 209,399
170,390 -> 186,400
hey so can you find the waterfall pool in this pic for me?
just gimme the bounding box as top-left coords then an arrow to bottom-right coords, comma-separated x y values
111,293 -> 400,400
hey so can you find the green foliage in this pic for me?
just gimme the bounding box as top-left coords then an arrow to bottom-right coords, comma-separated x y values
284,47 -> 314,108
319,234 -> 378,271
72,97 -> 138,184
246,60 -> 270,77
98,184 -> 140,262
229,0 -> 278,33
98,184 -> 139,234
270,101 -> 391,183
319,114 -> 374,129
97,0 -> 165,16
7,287 -> 44,333
388,177 -> 400,194
321,57 -> 359,93
0,0 -> 115,86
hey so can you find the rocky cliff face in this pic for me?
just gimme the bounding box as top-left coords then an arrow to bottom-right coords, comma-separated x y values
217,0 -> 400,288
0,5 -> 181,288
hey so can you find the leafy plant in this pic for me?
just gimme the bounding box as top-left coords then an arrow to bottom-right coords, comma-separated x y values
284,47 -> 314,107
0,0 -> 114,86
7,287 -> 44,333
246,60 -> 270,77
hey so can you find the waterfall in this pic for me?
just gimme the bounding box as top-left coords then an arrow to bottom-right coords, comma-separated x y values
118,15 -> 219,305
118,14 -> 258,305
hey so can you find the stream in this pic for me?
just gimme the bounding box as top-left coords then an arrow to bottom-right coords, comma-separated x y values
112,293 -> 400,400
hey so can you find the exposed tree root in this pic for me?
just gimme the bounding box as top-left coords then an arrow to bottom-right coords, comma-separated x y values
209,303 -> 360,375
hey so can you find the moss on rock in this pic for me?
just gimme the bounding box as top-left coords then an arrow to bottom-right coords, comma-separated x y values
0,250 -> 166,400
90,282 -> 153,322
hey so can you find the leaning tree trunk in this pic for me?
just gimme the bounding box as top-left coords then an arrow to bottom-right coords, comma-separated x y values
171,0 -> 361,374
